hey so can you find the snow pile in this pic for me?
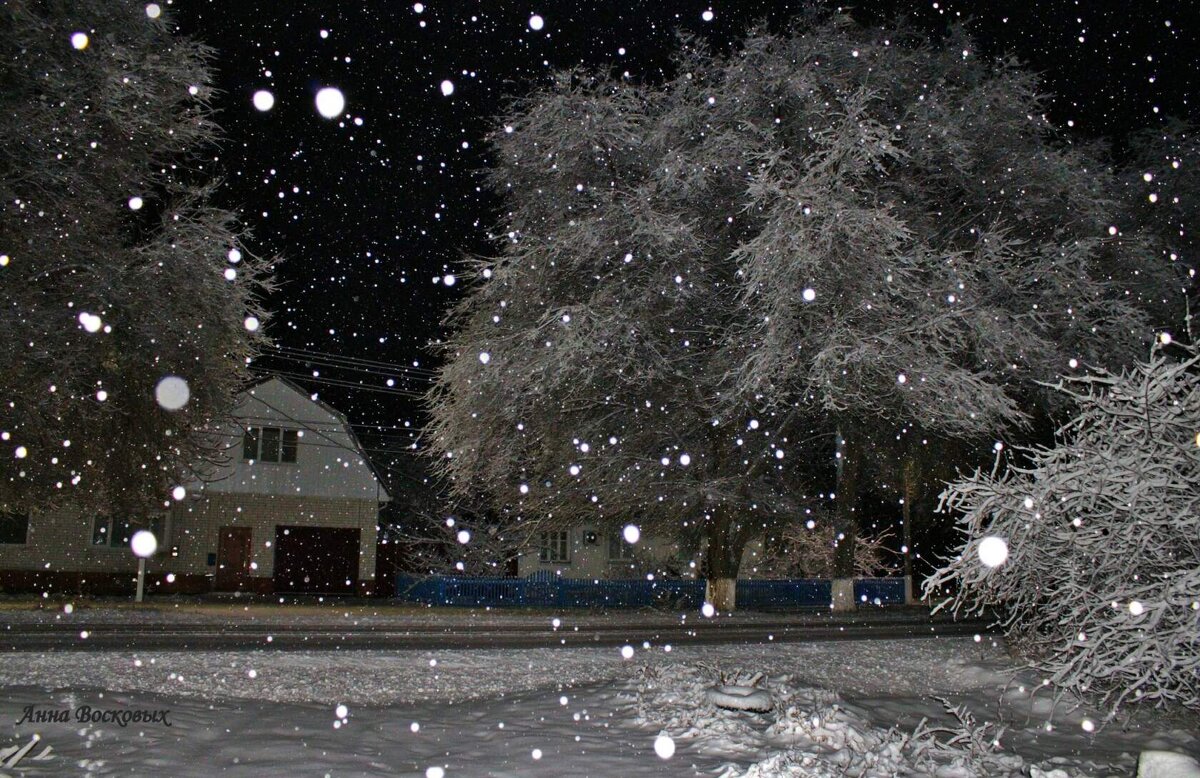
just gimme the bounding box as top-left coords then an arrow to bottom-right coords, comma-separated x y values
634,660 -> 1104,777
1138,750 -> 1200,778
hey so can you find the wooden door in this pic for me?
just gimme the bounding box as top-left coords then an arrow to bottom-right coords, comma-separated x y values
215,526 -> 252,590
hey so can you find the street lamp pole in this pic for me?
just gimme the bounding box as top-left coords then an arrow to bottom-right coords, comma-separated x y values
130,530 -> 158,604
136,557 -> 147,603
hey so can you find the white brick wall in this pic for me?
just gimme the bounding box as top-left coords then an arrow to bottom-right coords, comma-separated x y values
168,493 -> 378,582
0,495 -> 379,587
0,509 -> 143,574
515,526 -> 767,580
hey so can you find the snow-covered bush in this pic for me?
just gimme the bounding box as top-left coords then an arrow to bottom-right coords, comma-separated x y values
926,342 -> 1200,714
391,514 -> 526,577
755,515 -> 894,579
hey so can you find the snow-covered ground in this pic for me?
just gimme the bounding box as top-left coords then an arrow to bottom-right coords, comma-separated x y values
0,637 -> 1196,776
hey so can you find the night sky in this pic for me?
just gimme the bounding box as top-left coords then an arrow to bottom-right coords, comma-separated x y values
172,0 -> 1198,437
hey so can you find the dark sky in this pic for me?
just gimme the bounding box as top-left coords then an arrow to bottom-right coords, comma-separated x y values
172,0 -> 1198,437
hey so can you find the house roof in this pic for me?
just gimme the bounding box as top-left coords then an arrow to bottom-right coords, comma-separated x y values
237,375 -> 391,503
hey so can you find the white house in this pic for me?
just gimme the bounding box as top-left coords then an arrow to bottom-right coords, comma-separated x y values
516,524 -> 766,580
0,377 -> 390,596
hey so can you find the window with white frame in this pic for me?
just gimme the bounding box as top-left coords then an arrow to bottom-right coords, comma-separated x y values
538,530 -> 570,563
242,426 -> 299,463
608,532 -> 637,561
92,514 -> 166,549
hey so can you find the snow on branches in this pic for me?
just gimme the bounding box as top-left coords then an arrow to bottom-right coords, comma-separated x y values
755,513 -> 894,580
0,1 -> 272,512
926,340 -> 1200,714
426,12 -> 1174,593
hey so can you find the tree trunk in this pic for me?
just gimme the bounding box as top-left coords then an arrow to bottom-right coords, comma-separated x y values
705,578 -> 736,613
902,453 -> 917,604
832,424 -> 861,578
831,424 -> 862,612
704,509 -> 742,612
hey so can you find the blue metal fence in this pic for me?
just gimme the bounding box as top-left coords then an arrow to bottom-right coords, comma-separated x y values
394,575 -> 906,609
394,574 -> 705,608
854,577 -> 907,606
736,578 -> 832,608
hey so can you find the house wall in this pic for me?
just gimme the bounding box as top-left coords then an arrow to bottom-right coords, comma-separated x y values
0,378 -> 389,596
515,527 -> 768,580
0,508 -> 143,574
0,507 -> 167,594
0,495 -> 380,595
735,537 -> 769,579
190,378 -> 385,503
168,492 -> 379,593
516,527 -> 691,579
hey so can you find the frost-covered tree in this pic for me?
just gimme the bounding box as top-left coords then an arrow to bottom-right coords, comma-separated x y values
427,15 -> 1167,610
1121,119 -> 1199,317
925,339 -> 1200,714
722,21 -> 1171,593
0,1 -> 272,514
427,57 -> 827,608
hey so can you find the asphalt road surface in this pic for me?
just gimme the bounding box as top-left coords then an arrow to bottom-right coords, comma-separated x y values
0,616 -> 996,651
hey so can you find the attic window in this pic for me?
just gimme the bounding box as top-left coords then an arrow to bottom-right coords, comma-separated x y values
244,427 -> 299,463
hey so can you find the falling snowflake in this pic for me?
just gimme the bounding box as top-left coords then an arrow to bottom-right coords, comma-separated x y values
977,536 -> 1008,568
253,90 -> 275,111
315,87 -> 345,118
155,376 -> 190,411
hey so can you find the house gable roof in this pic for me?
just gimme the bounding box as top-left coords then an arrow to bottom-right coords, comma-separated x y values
194,375 -> 390,502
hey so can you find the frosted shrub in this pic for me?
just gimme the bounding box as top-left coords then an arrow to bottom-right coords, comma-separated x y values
926,343 -> 1200,714
756,515 -> 893,579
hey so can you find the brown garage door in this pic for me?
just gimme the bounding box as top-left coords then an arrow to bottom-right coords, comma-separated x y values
273,526 -> 360,594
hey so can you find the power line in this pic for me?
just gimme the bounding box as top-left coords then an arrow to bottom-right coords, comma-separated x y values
261,344 -> 441,377
236,414 -> 426,435
255,350 -> 438,383
249,366 -> 428,398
